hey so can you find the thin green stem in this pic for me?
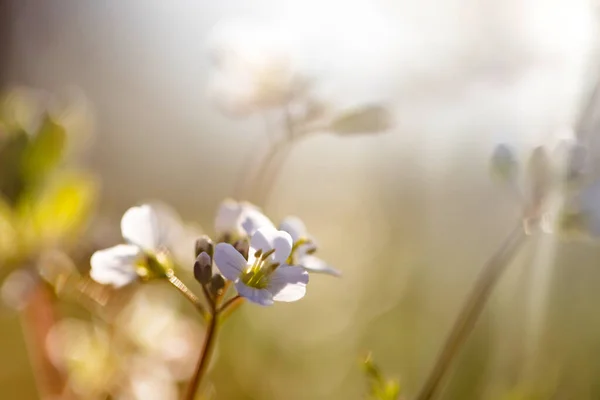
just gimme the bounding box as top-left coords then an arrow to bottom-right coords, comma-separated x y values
415,223 -> 527,400
185,313 -> 218,400
166,273 -> 209,321
219,295 -> 244,317
200,282 -> 215,310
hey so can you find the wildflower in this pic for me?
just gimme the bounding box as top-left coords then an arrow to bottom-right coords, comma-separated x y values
90,203 -> 188,288
279,216 -> 341,277
214,226 -> 308,306
207,21 -> 307,116
214,199 -> 274,240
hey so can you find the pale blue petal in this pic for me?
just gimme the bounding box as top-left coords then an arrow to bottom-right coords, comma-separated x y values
268,265 -> 309,302
235,281 -> 274,306
241,206 -> 275,236
297,255 -> 342,277
215,199 -> 244,235
278,216 -> 307,242
250,227 -> 292,265
214,243 -> 247,281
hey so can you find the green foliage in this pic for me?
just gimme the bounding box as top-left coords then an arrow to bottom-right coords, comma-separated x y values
0,91 -> 98,268
362,353 -> 401,400
21,115 -> 67,186
17,172 -> 97,248
0,132 -> 29,204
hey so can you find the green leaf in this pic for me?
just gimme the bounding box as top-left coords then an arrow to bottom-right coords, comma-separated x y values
330,104 -> 391,135
0,197 -> 18,263
21,114 -> 67,185
0,132 -> 29,204
18,171 -> 98,248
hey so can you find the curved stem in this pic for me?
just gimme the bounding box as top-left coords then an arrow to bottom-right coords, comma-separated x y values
219,295 -> 244,317
415,223 -> 527,400
185,314 -> 219,400
233,107 -> 323,203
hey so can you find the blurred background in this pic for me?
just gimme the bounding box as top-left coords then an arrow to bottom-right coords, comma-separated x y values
2,0 -> 600,399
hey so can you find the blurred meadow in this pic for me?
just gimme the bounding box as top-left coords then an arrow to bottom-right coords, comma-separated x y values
2,1 -> 600,399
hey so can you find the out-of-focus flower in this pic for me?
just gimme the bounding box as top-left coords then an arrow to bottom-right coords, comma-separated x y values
279,216 -> 341,277
116,285 -> 203,381
490,127 -> 591,235
120,358 -> 179,400
214,226 -> 308,306
46,318 -> 119,398
207,22 -> 308,116
215,199 -> 274,240
90,203 -> 194,288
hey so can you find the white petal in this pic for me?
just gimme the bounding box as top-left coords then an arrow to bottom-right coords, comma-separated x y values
250,227 -> 292,264
278,216 -> 307,242
234,281 -> 273,306
297,255 -> 342,277
240,206 -> 275,236
213,243 -> 247,281
121,204 -> 163,252
215,199 -> 244,235
268,265 -> 309,302
90,244 -> 141,288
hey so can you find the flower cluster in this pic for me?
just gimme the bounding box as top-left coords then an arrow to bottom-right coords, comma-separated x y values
90,199 -> 339,306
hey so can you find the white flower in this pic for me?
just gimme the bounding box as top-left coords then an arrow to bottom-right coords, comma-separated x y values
207,21 -> 306,116
90,203 -> 190,288
214,199 -> 274,239
213,227 -> 308,306
279,216 -> 341,277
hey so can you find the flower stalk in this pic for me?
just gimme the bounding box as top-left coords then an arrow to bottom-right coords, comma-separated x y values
184,294 -> 244,400
166,272 -> 209,321
415,223 -> 527,400
21,281 -> 70,399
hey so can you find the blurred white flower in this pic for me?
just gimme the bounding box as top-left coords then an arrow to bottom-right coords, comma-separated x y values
90,203 -> 194,288
214,226 -> 308,306
215,199 -> 274,240
207,22 -> 307,116
116,285 -> 202,381
279,216 -> 341,277
120,357 -> 179,400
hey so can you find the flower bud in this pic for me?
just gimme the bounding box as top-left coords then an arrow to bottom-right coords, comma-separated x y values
195,236 -> 214,259
233,239 -> 249,260
194,252 -> 212,285
209,274 -> 226,297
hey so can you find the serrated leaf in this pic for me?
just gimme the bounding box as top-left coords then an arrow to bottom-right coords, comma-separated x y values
18,172 -> 98,247
21,114 -> 67,185
330,104 -> 391,135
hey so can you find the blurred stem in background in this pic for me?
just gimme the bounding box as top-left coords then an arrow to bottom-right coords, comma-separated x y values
416,223 -> 527,400
21,280 -> 70,399
233,107 -> 322,205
